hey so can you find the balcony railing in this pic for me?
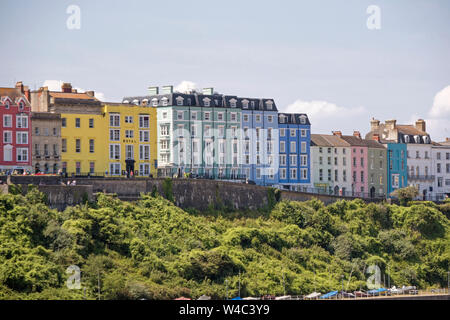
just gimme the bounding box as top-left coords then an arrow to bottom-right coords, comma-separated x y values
407,175 -> 435,181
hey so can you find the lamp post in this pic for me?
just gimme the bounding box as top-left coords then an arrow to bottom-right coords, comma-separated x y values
225,279 -> 229,300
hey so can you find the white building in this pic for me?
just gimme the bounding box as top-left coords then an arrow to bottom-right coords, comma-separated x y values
310,133 -> 352,196
432,138 -> 450,201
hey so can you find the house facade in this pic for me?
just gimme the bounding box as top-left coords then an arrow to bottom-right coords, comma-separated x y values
278,113 -> 311,191
432,139 -> 450,200
0,83 -> 32,173
31,112 -> 61,174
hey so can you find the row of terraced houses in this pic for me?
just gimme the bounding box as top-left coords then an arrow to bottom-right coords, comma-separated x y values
1,82 -> 449,200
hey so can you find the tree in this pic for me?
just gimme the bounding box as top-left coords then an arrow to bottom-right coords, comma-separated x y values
391,186 -> 419,206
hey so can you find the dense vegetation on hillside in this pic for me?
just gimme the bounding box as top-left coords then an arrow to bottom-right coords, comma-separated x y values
0,185 -> 449,300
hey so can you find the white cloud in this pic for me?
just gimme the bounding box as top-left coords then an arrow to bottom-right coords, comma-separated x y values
42,80 -> 105,101
282,99 -> 368,135
174,80 -> 198,93
284,100 -> 365,117
429,85 -> 450,118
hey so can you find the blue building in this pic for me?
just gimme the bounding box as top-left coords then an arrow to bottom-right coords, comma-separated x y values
385,142 -> 408,196
240,98 -> 279,186
277,113 -> 311,191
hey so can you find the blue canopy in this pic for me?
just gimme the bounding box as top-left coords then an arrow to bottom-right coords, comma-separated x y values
231,296 -> 242,300
320,291 -> 339,299
367,288 -> 387,294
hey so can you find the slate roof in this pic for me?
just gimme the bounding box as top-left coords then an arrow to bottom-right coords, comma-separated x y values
122,92 -> 278,110
310,134 -> 350,147
278,113 -> 310,125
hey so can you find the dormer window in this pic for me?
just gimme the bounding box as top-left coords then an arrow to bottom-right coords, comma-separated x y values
161,97 -> 169,106
132,99 -> 139,106
404,135 -> 410,143
123,100 -> 130,104
203,98 -> 211,107
152,98 -> 158,107
266,100 -> 273,110
423,136 -> 430,144
141,99 -> 148,106
5,101 -> 10,109
176,96 -> 184,106
242,99 -> 249,109
230,98 -> 237,108
251,101 -> 255,108
414,135 -> 420,143
300,115 -> 306,124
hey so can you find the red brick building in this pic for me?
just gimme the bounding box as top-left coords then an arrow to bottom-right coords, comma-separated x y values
0,82 -> 32,173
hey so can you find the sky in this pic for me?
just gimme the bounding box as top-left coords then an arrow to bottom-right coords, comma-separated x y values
1,0 -> 449,141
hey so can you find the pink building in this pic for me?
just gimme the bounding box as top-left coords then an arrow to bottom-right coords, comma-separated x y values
0,82 -> 32,173
336,132 -> 369,197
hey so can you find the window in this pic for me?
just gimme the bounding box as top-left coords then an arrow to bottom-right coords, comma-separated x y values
44,144 -> 49,156
268,115 -> 273,123
110,114 -> 120,127
319,156 -> 323,165
162,112 -> 168,119
75,162 -> 81,174
191,124 -> 197,136
161,97 -> 168,106
62,118 -> 66,127
280,128 -> 285,137
160,125 -> 169,136
290,155 -> 297,166
75,118 -> 81,128
160,140 -> 169,150
139,164 -> 150,176
301,155 -> 307,166
110,163 -> 121,175
89,139 -> 95,153
290,168 -> 297,180
3,145 -> 12,162
89,118 -> 94,128
53,144 -> 58,156
53,127 -> 57,136
256,168 -> 261,179
218,112 -> 224,121
361,171 -> 364,182
243,114 -> 249,122
35,144 -> 40,156
243,127 -> 249,138
290,129 -> 296,137
280,168 -> 286,179
17,148 -> 28,162
109,144 -> 120,160
290,142 -> 296,153
125,130 -> 134,138
35,127 -> 40,135
319,169 -> 323,181
124,116 -> 133,124
110,129 -> 120,141
3,131 -> 12,143
301,129 -> 306,137
125,145 -> 134,160
44,128 -> 49,136
177,111 -> 184,120
268,128 -> 273,140
204,112 -> 210,121
139,115 -> 150,128
16,114 -> 28,128
191,111 -> 197,120
62,139 -> 67,152
231,113 -> 237,121
90,162 -> 95,174
219,126 -> 225,137
301,168 -> 308,180
255,115 -> 261,122
204,125 -> 211,137
280,155 -> 286,166
75,139 -> 81,153
16,132 -> 28,144
301,142 -> 306,153
280,141 -> 286,153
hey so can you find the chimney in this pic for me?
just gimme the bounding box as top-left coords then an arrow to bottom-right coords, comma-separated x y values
162,85 -> 173,94
370,118 -> 380,132
446,137 -> 450,142
372,133 -> 380,142
332,131 -> 342,137
148,86 -> 159,95
72,89 -> 78,93
202,87 -> 214,95
353,131 -> 361,139
15,81 -> 24,93
385,119 -> 397,130
85,90 -> 95,97
61,83 -> 72,93
23,85 -> 30,101
415,119 -> 426,133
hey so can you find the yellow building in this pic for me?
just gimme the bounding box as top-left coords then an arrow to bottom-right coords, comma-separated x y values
60,111 -> 107,175
103,103 -> 157,176
30,83 -> 157,177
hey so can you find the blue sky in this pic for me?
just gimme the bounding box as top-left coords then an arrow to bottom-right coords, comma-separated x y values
1,0 -> 449,140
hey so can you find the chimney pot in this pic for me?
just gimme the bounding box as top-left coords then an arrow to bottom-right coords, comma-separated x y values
61,83 -> 72,93
148,86 -> 159,95
415,119 -> 426,133
353,131 -> 361,139
372,133 -> 380,142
